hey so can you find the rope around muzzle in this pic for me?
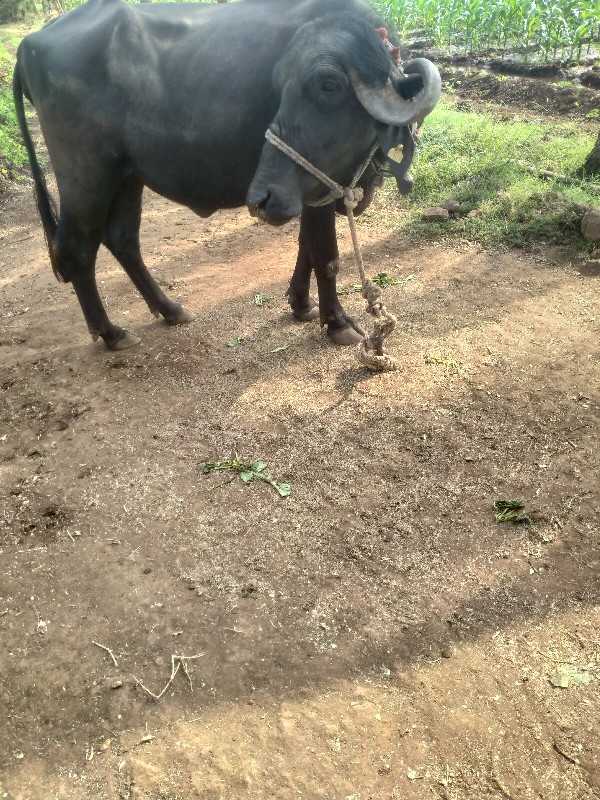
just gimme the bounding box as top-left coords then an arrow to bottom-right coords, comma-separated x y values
265,129 -> 398,372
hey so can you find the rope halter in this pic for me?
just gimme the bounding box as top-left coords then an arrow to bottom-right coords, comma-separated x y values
265,128 -> 398,372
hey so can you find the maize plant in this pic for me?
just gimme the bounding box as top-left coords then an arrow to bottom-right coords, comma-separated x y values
377,0 -> 600,63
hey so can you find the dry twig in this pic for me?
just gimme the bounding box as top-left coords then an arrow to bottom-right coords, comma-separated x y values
553,741 -> 580,765
92,640 -> 119,667
133,654 -> 203,701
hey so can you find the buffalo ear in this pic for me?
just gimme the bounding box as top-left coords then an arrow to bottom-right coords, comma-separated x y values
375,125 -> 417,196
395,72 -> 423,100
375,122 -> 403,156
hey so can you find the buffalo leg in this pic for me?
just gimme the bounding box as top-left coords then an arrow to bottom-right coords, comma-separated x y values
103,177 -> 195,326
287,234 -> 319,321
53,211 -> 140,350
298,204 -> 365,346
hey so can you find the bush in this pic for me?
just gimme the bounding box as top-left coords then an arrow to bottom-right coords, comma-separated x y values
0,87 -> 28,178
0,0 -> 37,23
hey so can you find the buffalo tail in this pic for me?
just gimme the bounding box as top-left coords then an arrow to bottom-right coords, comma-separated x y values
12,64 -> 66,282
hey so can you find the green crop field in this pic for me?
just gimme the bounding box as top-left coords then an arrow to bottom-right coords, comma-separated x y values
375,0 -> 600,63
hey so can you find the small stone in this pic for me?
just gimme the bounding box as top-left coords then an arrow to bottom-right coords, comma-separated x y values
155,657 -> 164,666
441,647 -> 453,659
422,206 -> 450,222
441,199 -> 461,213
142,567 -> 151,574
581,208 -> 600,241
188,584 -> 196,590
467,209 -> 479,218
110,680 -> 123,690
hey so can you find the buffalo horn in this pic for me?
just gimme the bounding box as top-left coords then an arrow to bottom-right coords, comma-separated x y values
351,58 -> 442,126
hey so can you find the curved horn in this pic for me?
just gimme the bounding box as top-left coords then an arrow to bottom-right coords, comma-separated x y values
351,58 -> 442,127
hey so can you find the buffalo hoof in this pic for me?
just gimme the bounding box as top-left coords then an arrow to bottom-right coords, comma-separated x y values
164,306 -> 196,326
293,305 -> 320,322
327,325 -> 365,346
108,330 -> 142,350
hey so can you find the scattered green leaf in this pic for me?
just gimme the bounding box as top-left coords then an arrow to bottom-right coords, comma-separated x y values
549,665 -> 594,688
494,499 -> 538,525
253,293 -> 272,306
200,455 -> 291,497
423,353 -> 461,372
337,283 -> 363,296
337,272 -> 414,295
226,336 -> 245,347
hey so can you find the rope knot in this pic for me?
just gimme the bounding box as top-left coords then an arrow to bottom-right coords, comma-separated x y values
361,278 -> 382,314
343,186 -> 364,210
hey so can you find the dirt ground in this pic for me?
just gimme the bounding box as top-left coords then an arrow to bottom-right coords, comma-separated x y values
409,48 -> 600,120
1,153 -> 599,800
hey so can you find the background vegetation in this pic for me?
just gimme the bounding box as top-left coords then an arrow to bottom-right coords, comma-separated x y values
372,102 -> 599,250
381,0 -> 600,64
1,0 -> 598,253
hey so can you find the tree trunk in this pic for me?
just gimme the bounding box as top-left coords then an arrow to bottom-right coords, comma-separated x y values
577,130 -> 600,177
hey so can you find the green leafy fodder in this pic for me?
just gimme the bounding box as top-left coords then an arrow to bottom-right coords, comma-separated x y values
200,456 -> 291,497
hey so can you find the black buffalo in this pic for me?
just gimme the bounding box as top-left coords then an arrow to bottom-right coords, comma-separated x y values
13,0 -> 440,350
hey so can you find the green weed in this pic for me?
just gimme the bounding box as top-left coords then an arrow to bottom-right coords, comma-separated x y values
337,271 -> 415,295
200,456 -> 291,497
253,293 -> 273,306
494,499 -> 538,525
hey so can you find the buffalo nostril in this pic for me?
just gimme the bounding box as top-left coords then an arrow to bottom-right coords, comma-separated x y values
247,189 -> 270,217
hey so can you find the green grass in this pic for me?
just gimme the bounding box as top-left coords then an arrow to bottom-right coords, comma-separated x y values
366,101 -> 600,252
0,18 -> 43,179
0,85 -> 28,178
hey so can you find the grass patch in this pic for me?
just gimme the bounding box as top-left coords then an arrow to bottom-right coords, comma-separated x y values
367,101 -> 600,252
0,85 -> 28,178
1,19 -> 41,180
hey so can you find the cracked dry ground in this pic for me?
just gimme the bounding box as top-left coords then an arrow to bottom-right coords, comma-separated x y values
0,183 -> 599,800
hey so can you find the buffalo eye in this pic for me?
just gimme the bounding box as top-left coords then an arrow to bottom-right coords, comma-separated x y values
320,78 -> 340,93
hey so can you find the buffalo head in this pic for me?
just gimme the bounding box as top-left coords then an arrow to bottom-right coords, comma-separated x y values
247,14 -> 440,224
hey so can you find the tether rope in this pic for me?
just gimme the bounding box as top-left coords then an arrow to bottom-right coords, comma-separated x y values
265,129 -> 398,371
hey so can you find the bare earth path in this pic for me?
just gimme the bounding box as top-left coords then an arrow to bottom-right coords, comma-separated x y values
0,185 -> 599,800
